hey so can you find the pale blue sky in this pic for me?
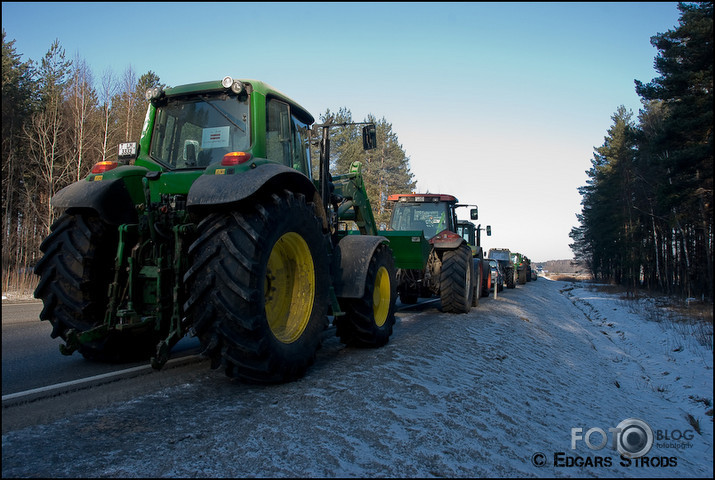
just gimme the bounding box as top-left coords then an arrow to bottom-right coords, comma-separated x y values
2,2 -> 683,261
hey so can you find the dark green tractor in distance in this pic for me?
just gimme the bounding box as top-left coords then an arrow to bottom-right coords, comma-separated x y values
511,252 -> 529,285
456,220 -> 492,300
384,194 -> 477,313
488,248 -> 516,289
523,254 -> 534,281
34,76 -> 419,384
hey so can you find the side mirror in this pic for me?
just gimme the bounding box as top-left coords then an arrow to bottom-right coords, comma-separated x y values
470,208 -> 478,220
486,225 -> 491,236
118,142 -> 139,164
362,124 -> 377,150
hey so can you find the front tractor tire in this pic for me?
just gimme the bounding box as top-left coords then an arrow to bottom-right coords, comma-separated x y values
439,243 -> 474,313
336,244 -> 397,347
33,212 -> 160,362
184,191 -> 330,384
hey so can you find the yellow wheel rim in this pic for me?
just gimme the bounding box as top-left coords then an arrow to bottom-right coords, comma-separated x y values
264,232 -> 315,343
372,266 -> 391,327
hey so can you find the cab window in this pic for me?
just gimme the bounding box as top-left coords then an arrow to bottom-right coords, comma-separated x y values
150,93 -> 249,169
266,98 -> 311,175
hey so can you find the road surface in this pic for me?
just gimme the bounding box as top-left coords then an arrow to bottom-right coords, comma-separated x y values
2,278 -> 711,478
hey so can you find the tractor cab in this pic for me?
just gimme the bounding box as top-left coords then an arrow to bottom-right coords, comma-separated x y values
387,194 -> 458,239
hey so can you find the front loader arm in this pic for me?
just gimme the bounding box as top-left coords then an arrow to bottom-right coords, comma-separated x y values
332,161 -> 379,236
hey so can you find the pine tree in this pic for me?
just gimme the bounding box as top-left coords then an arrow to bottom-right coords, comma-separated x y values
574,3 -> 712,298
571,107 -> 639,286
635,1 -> 713,297
312,108 -> 416,229
362,114 -> 416,227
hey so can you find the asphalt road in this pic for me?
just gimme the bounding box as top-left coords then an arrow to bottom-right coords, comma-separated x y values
3,288 -> 529,477
1,295 -> 443,433
1,302 -> 201,396
2,280 -> 559,478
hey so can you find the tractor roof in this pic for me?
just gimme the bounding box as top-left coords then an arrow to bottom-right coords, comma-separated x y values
387,193 -> 459,203
163,78 -> 314,125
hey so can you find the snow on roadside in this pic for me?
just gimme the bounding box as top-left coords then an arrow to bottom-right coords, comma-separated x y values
1,291 -> 37,304
1,277 -> 712,478
552,280 -> 712,476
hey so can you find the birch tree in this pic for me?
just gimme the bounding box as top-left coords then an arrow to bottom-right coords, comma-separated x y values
23,39 -> 72,235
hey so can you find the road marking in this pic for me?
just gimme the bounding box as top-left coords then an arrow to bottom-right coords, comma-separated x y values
3,298 -> 440,406
1,355 -> 205,406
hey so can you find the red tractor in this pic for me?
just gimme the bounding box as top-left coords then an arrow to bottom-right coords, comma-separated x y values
385,194 -> 480,312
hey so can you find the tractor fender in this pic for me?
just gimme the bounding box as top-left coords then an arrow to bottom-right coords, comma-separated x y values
431,236 -> 464,251
51,178 -> 138,225
187,163 -> 326,223
473,247 -> 488,280
474,257 -> 489,281
332,235 -> 390,298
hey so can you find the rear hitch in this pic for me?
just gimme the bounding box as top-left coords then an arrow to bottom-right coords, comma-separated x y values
58,325 -> 110,356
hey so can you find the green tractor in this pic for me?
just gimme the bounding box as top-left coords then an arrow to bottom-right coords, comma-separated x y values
511,252 -> 529,285
524,255 -> 534,281
384,193 -> 478,313
33,77 -> 420,383
456,220 -> 492,299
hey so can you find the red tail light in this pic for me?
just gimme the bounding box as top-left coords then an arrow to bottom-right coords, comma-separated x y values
91,161 -> 118,174
221,152 -> 252,166
433,230 -> 462,242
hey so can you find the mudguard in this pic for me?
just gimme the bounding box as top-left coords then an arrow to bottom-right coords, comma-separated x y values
432,237 -> 464,251
187,163 -> 321,212
51,178 -> 138,225
475,257 -> 489,281
332,235 -> 390,298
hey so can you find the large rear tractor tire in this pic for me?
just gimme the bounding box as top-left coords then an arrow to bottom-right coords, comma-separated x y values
33,212 -> 160,362
336,244 -> 397,347
518,268 -> 527,285
481,261 -> 491,298
183,190 -> 330,383
472,259 -> 481,307
439,243 -> 474,313
505,266 -> 515,289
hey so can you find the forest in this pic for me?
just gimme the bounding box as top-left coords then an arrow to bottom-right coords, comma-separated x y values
569,2 -> 712,299
1,32 -> 415,294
